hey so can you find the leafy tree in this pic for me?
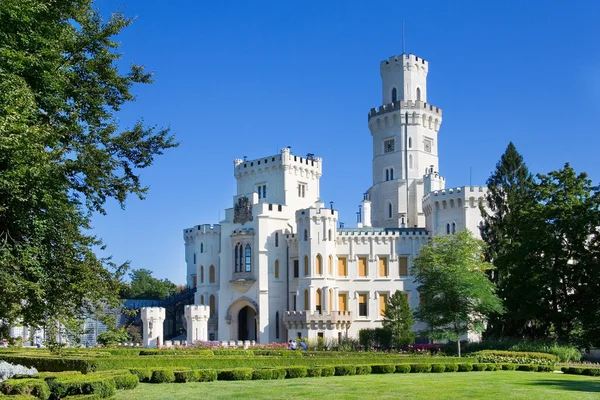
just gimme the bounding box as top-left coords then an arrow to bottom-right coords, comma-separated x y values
382,290 -> 415,349
0,0 -> 177,330
412,230 -> 504,357
97,327 -> 130,347
121,269 -> 178,300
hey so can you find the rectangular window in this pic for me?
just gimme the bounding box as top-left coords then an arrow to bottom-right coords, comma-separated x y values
318,332 -> 324,339
293,294 -> 297,311
338,293 -> 348,311
192,275 -> 197,288
337,257 -> 347,277
358,257 -> 368,277
399,257 -> 409,276
379,294 -> 388,317
358,294 -> 368,317
378,257 -> 388,277
193,253 -> 196,264
293,259 -> 299,278
257,184 -> 267,199
298,183 -> 307,198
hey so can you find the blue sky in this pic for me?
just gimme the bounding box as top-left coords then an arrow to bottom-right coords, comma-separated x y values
92,0 -> 600,284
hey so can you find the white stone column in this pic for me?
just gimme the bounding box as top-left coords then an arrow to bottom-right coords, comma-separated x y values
184,305 -> 210,344
140,307 -> 165,348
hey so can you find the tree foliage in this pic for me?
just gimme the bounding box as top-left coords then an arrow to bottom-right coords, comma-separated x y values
121,269 -> 178,300
412,230 -> 504,356
0,0 -> 177,329
382,290 -> 415,348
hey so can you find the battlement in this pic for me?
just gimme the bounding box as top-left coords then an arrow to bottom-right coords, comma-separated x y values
381,54 -> 429,72
140,307 -> 165,321
422,186 -> 488,203
184,305 -> 210,319
296,202 -> 338,220
424,172 -> 446,182
337,227 -> 428,237
368,100 -> 441,121
183,224 -> 221,240
234,148 -> 322,178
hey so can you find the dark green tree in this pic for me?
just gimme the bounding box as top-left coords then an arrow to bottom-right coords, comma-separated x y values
0,0 -> 177,330
412,230 -> 504,357
121,269 -> 178,300
382,290 -> 415,349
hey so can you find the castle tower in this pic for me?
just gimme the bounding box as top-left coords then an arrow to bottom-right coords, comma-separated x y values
367,54 -> 443,228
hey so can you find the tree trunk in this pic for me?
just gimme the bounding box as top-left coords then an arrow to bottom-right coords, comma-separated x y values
457,337 -> 461,358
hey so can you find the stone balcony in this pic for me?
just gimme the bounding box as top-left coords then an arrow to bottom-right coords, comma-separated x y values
229,271 -> 255,294
283,310 -> 353,330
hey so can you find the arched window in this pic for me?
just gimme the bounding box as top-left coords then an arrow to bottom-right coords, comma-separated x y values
391,87 -> 397,103
329,288 -> 333,311
209,295 -> 215,317
275,232 -> 279,247
390,168 -> 394,180
408,137 -> 412,148
416,87 -> 421,101
304,255 -> 309,276
304,289 -> 309,311
200,295 -> 204,305
245,244 -> 251,272
200,265 -> 204,283
200,242 -> 204,253
315,254 -> 323,275
209,265 -> 215,283
275,311 -> 280,339
452,222 -> 456,234
304,229 -> 308,241
385,169 -> 389,181
446,223 -> 451,234
409,154 -> 413,169
388,203 -> 393,219
274,260 -> 279,278
328,255 -> 333,275
316,289 -> 322,312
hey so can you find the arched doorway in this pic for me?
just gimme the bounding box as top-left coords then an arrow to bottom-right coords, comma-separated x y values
238,306 -> 257,341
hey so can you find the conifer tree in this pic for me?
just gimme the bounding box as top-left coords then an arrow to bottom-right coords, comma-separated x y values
382,290 -> 415,349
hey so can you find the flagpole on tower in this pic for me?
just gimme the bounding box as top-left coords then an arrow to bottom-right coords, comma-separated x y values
402,20 -> 405,54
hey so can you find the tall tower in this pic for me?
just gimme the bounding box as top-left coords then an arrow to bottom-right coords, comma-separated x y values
367,54 -> 443,228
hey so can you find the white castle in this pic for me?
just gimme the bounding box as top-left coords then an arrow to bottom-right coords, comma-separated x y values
184,53 -> 489,344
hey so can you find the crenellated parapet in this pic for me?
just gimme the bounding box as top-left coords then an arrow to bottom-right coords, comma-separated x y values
368,101 -> 442,135
183,224 -> 221,243
422,186 -> 488,216
380,54 -> 429,75
234,148 -> 322,179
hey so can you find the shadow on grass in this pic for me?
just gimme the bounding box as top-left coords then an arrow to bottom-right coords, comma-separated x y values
526,379 -> 600,393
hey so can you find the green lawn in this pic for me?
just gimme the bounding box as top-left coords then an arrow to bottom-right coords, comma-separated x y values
114,371 -> 600,399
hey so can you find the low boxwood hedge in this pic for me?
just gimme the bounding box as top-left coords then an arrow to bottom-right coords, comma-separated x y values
472,363 -> 488,371
516,364 -> 537,372
46,375 -> 116,399
486,364 -> 498,371
457,363 -> 473,372
150,369 -> 175,383
195,369 -> 218,382
173,370 -> 196,383
111,373 -> 139,390
129,368 -> 152,382
501,364 -> 517,371
252,369 -> 273,380
285,367 -> 308,379
431,364 -> 445,373
272,368 -> 287,379
334,365 -> 356,376
1,378 -> 51,400
355,365 -> 372,375
395,364 -> 411,373
320,366 -> 335,377
536,365 -> 554,373
445,364 -> 458,372
306,367 -> 322,377
217,368 -> 253,381
371,365 -> 395,374
474,350 -> 557,366
410,363 -> 432,373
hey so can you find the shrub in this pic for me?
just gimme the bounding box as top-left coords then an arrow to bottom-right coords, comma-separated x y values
371,365 -> 395,374
457,363 -> 473,372
474,350 -> 557,366
537,365 -> 554,373
501,364 -> 516,371
212,350 -> 254,356
195,369 -> 217,382
271,368 -> 287,380
150,369 -> 175,383
410,363 -> 431,373
564,367 -> 584,375
487,364 -> 498,371
0,378 -> 50,400
355,365 -> 372,375
129,369 -> 152,382
252,350 -> 302,358
217,368 -> 253,381
508,342 -> 581,362
395,364 -> 411,373
46,375 -> 116,399
285,367 -> 308,379
516,364 -> 537,372
430,364 -> 445,373
334,365 -> 356,376
320,367 -> 335,377
444,364 -> 458,372
0,361 -> 38,381
582,368 -> 600,377
112,373 -> 139,389
472,363 -> 488,371
306,367 -> 322,377
252,369 -> 273,380
173,370 -> 196,383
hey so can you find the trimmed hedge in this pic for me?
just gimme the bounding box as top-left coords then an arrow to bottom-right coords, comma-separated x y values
252,369 -> 273,380
474,350 -> 557,366
46,375 -> 116,399
173,370 -> 196,383
516,364 -> 537,372
561,366 -> 600,376
285,367 -> 308,379
472,363 -> 488,371
195,369 -> 218,382
355,365 -> 372,375
272,368 -> 287,380
129,368 -> 152,382
445,364 -> 458,372
371,365 -> 395,374
502,364 -> 517,371
320,366 -> 335,377
139,349 -> 215,357
487,364 -> 498,371
395,364 -> 411,373
334,365 -> 356,376
150,369 -> 175,383
431,364 -> 445,373
536,365 -> 553,373
0,379 -> 50,400
306,367 -> 322,377
111,373 -> 139,390
583,368 -> 600,377
410,363 -> 432,373
217,368 -> 253,381
457,363 -> 473,372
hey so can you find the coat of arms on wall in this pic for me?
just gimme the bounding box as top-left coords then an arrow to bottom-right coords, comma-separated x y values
233,196 -> 253,225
